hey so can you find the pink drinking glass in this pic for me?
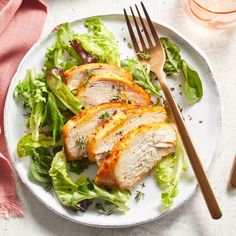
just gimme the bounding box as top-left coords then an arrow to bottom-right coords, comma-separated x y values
183,0 -> 236,28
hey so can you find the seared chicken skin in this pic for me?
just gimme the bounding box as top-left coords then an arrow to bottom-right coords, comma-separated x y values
62,103 -> 136,160
76,72 -> 151,108
96,122 -> 177,189
64,63 -> 133,91
87,106 -> 167,165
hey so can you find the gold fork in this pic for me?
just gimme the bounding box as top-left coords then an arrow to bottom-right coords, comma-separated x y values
124,2 -> 222,219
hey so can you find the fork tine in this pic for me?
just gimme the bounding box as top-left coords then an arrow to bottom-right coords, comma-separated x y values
140,2 -> 161,46
135,4 -> 154,48
124,9 -> 140,53
130,6 -> 146,51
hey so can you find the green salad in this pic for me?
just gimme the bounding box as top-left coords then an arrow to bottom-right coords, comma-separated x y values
15,17 -> 202,214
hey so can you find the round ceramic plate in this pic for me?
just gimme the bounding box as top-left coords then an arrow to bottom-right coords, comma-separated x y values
4,14 -> 221,228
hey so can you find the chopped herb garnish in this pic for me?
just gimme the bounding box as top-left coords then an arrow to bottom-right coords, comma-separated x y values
82,78 -> 89,87
76,136 -> 88,151
99,111 -> 110,120
127,43 -> 132,49
95,202 -> 117,215
134,190 -> 144,201
44,181 -> 53,191
101,150 -> 110,156
141,183 -> 146,188
71,90 -> 78,96
136,51 -> 151,60
84,68 -> 95,78
112,94 -> 121,101
116,86 -> 121,93
116,130 -> 123,136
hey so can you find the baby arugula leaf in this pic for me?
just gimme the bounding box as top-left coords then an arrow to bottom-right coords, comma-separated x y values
160,37 -> 203,104
160,37 -> 181,75
181,60 -> 203,104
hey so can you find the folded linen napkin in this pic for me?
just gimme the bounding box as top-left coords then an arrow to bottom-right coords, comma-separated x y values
0,0 -> 47,218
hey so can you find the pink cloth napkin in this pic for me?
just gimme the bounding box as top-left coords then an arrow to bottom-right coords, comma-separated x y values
0,0 -> 47,218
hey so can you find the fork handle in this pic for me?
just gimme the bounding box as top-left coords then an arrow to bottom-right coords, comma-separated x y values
155,70 -> 222,219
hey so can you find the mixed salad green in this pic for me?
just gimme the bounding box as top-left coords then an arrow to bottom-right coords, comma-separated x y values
15,17 -> 201,213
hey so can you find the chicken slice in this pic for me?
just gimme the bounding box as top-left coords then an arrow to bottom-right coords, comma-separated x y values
76,72 -> 151,108
62,103 -> 136,161
64,63 -> 133,91
87,106 -> 167,165
96,122 -> 177,189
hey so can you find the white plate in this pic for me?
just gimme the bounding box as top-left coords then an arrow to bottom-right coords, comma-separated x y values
4,14 -> 222,228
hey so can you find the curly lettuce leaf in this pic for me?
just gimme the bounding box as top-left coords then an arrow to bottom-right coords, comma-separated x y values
44,23 -> 82,70
160,37 -> 203,104
49,150 -> 130,212
15,69 -> 48,141
46,69 -> 84,114
75,17 -> 120,66
17,134 -> 53,158
121,59 -> 161,96
156,136 -> 188,208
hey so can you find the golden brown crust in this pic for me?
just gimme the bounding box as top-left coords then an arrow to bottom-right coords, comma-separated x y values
87,106 -> 167,163
95,122 -> 176,189
62,103 -> 136,161
76,72 -> 151,107
64,63 -> 133,89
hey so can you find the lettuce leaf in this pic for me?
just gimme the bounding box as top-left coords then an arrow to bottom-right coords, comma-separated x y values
44,23 -> 82,70
181,60 -> 203,104
121,59 -> 161,96
15,69 -> 48,141
49,150 -> 130,212
46,69 -> 84,114
46,93 -> 64,144
156,136 -> 188,208
30,146 -> 53,185
68,159 -> 90,175
17,134 -> 53,158
160,37 -> 181,75
75,17 -> 120,66
160,37 -> 203,104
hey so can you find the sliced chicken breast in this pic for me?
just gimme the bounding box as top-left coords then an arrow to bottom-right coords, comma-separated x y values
96,122 -> 177,189
64,63 -> 133,91
76,72 -> 151,108
62,103 -> 136,160
87,106 -> 167,165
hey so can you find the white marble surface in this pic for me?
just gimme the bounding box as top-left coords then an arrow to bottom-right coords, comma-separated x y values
1,0 -> 236,235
